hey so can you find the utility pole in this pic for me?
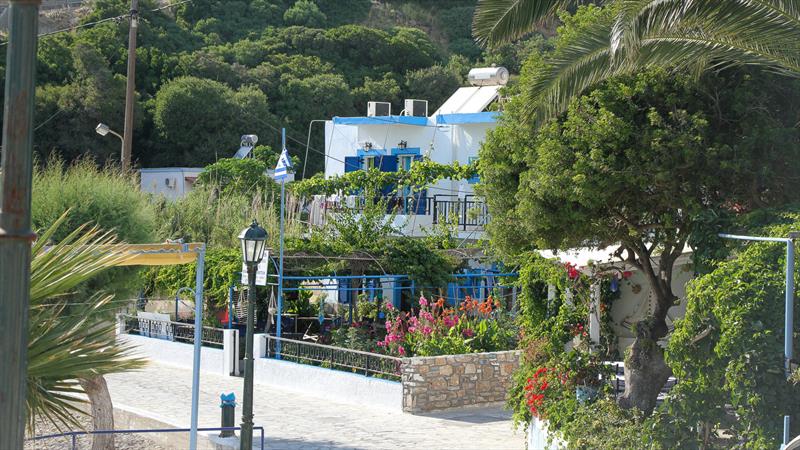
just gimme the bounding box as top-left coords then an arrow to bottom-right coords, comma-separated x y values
121,0 -> 138,171
0,1 -> 41,448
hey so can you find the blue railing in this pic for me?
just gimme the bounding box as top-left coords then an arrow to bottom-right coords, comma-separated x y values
29,426 -> 265,450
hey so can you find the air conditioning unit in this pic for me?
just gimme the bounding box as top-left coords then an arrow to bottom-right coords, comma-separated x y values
367,101 -> 391,117
404,99 -> 428,117
165,177 -> 176,189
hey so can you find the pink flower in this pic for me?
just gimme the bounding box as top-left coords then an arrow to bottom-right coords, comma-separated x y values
398,346 -> 406,356
385,303 -> 394,310
421,311 -> 434,322
419,296 -> 428,307
377,340 -> 386,347
409,317 -> 419,327
443,316 -> 458,328
422,326 -> 432,336
385,320 -> 392,331
408,326 -> 416,333
463,328 -> 475,338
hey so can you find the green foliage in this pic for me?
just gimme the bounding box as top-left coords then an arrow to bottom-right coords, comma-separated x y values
381,237 -> 457,289
28,214 -> 145,430
663,213 -> 800,448
292,159 -> 477,197
152,76 -> 273,166
404,65 -> 461,111
32,158 -> 155,244
143,247 -> 242,310
284,0 -> 327,28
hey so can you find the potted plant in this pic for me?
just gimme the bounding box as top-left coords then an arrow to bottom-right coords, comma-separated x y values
559,350 -> 607,404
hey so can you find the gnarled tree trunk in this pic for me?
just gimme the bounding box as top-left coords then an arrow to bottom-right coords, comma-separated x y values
616,239 -> 684,413
79,375 -> 115,450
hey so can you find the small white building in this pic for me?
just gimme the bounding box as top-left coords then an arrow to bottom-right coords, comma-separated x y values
318,67 -> 509,239
140,167 -> 203,201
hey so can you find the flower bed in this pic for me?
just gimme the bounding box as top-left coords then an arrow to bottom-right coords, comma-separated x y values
329,294 -> 518,357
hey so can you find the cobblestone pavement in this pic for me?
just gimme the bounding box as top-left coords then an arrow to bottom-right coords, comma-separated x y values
106,362 -> 525,450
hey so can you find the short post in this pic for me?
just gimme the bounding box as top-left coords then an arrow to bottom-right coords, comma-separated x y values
219,393 -> 236,438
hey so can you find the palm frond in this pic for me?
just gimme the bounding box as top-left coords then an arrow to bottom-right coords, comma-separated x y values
473,0 -> 581,46
27,212 -> 145,431
525,0 -> 800,124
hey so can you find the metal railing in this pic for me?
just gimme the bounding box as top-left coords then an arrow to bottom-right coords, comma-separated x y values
265,335 -> 402,380
121,314 -> 224,347
431,194 -> 489,231
29,426 -> 265,450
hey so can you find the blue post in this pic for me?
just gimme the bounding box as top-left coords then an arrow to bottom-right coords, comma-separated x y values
189,245 -> 206,450
719,233 -> 796,448
276,128 -> 287,359
784,237 -> 795,447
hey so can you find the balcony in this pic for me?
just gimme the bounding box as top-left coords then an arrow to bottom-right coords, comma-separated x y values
307,194 -> 489,236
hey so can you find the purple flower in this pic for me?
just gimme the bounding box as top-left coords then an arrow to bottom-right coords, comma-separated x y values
463,328 -> 475,338
422,326 -> 433,336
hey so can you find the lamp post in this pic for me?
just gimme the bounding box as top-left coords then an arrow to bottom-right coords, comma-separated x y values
95,123 -> 124,164
238,220 -> 267,450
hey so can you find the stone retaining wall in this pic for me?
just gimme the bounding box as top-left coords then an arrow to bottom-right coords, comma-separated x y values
401,350 -> 520,413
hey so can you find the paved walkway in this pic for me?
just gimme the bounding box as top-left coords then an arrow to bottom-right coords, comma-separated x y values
105,363 -> 525,450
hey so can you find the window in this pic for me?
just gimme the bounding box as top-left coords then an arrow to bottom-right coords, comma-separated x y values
363,156 -> 376,170
399,155 -> 413,171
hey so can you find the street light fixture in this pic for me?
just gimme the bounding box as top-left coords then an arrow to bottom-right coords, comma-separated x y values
238,220 -> 267,450
95,123 -> 125,165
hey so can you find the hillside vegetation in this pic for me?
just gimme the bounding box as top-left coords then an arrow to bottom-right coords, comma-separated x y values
0,0 -> 545,175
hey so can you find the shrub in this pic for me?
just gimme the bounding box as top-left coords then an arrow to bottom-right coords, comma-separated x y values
32,158 -> 156,243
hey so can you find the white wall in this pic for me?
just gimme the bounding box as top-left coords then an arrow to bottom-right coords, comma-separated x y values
253,356 -> 402,411
140,168 -> 202,201
118,334 -> 226,375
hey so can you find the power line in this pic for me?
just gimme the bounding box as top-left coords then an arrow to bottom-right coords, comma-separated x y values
0,0 -> 196,47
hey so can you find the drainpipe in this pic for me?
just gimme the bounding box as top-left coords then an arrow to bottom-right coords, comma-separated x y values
0,2 -> 41,448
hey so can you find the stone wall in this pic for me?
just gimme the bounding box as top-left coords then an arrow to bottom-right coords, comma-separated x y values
401,350 -> 520,413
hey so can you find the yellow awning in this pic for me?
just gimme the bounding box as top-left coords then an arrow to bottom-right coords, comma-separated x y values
115,243 -> 205,266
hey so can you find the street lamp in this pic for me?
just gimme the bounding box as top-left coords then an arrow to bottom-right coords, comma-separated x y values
238,220 -> 267,450
95,123 -> 125,165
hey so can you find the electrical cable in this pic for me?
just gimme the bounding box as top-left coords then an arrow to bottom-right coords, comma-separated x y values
0,0 -> 196,47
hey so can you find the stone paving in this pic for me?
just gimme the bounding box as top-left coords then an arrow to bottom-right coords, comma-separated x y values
105,362 -> 525,450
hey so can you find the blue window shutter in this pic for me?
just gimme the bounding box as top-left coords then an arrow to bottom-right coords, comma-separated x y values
344,156 -> 362,173
379,155 -> 398,172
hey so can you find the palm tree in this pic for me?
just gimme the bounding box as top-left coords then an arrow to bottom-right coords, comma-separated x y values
473,0 -> 800,122
27,213 -> 145,448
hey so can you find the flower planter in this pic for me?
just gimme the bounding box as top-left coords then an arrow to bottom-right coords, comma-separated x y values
527,418 -> 567,450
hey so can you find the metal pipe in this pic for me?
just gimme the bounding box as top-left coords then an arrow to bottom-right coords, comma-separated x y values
189,245 -> 206,450
0,2 -> 40,448
240,263 -> 256,450
276,128 -> 286,359
718,233 -> 796,447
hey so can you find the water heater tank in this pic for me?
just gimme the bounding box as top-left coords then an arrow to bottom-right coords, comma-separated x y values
467,67 -> 510,86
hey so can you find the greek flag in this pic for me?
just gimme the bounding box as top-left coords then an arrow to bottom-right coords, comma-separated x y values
273,147 -> 292,181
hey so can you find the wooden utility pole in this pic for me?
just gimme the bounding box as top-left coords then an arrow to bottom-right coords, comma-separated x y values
121,0 -> 138,171
0,1 -> 41,448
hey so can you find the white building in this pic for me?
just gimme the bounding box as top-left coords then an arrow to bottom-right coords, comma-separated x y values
319,67 -> 508,239
140,167 -> 203,201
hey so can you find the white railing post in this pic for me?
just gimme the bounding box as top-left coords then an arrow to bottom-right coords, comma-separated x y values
223,329 -> 237,377
253,333 -> 267,359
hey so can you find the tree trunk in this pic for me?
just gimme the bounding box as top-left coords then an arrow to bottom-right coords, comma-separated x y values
79,375 -> 115,450
618,333 -> 672,414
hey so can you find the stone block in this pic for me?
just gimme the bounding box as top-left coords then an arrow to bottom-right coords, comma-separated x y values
464,363 -> 476,374
439,365 -> 453,376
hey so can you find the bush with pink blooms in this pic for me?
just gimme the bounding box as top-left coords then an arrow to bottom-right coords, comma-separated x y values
376,294 -> 518,357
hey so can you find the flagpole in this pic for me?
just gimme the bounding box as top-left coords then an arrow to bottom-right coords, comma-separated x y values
276,128 -> 286,359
